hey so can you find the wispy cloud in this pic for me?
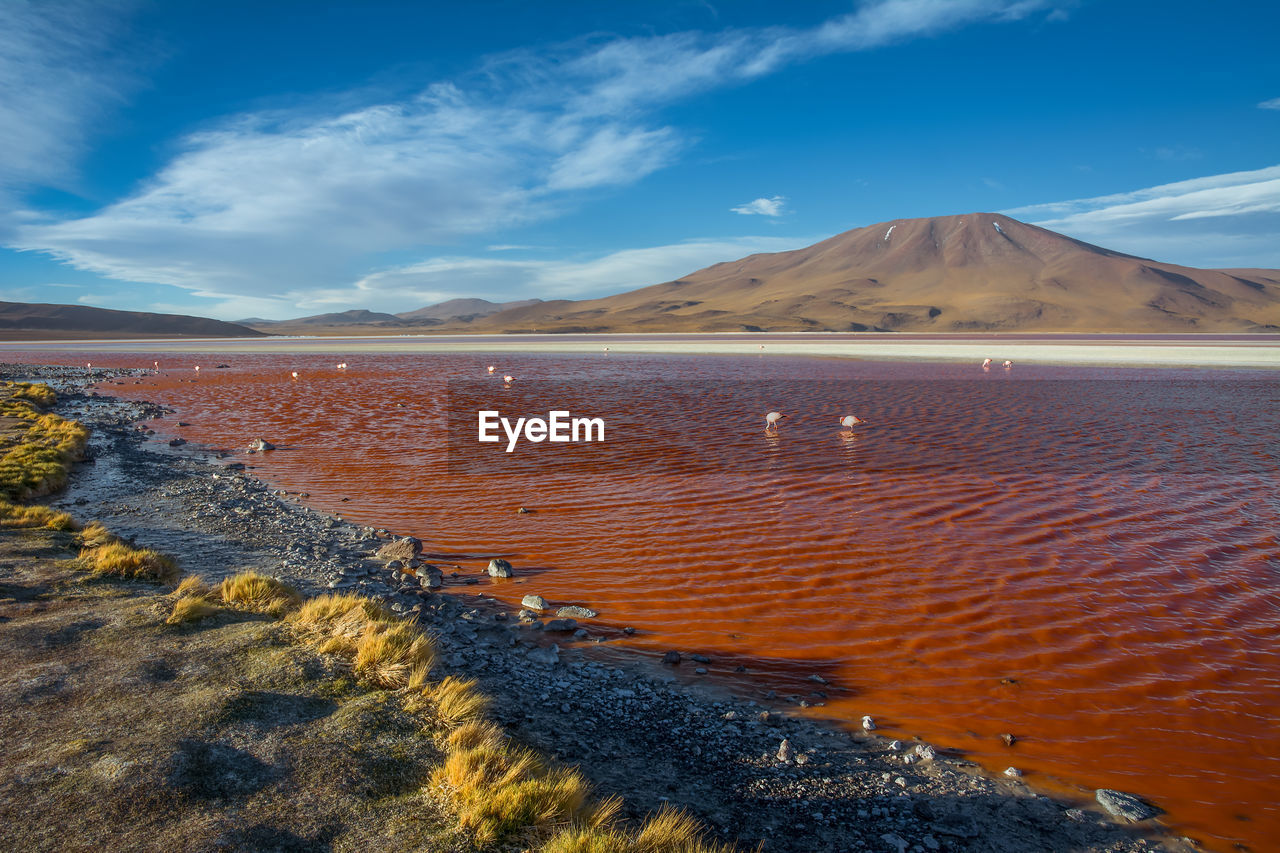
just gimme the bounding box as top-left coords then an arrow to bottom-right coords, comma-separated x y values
731,196 -> 787,216
10,0 -> 1062,306
1005,165 -> 1280,268
0,1 -> 139,212
194,235 -> 817,319
1258,97 -> 1280,110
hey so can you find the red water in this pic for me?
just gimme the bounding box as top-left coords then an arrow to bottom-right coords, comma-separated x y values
20,349 -> 1280,850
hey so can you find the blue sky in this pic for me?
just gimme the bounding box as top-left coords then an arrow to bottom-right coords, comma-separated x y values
1,0 -> 1277,321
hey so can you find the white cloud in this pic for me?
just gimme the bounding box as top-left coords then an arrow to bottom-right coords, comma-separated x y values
731,196 -> 787,216
354,235 -> 817,304
9,0 -> 1060,304
0,1 -> 138,209
1258,97 -> 1280,110
1005,165 -> 1280,268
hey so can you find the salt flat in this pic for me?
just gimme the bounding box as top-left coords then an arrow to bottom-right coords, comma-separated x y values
4,333 -> 1279,368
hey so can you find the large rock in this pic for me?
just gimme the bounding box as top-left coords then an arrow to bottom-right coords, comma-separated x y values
1095,789 -> 1162,822
246,438 -> 275,453
416,566 -> 443,589
376,537 -> 422,563
556,605 -> 598,619
527,645 -> 559,666
487,558 -> 514,578
521,594 -> 548,610
544,619 -> 578,632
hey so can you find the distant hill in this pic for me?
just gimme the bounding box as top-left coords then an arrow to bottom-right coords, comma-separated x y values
0,301 -> 265,340
243,297 -> 544,335
449,213 -> 1280,333
396,297 -> 542,323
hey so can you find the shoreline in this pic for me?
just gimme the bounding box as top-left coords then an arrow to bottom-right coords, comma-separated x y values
7,362 -> 1196,852
3,331 -> 1279,369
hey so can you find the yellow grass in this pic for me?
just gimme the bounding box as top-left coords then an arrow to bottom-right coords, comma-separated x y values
289,593 -> 434,689
173,575 -> 212,598
539,805 -> 736,853
81,540 -> 180,584
0,500 -> 76,530
4,381 -> 56,409
426,675 -> 491,725
219,571 -> 301,617
77,521 -> 115,550
0,386 -> 89,501
166,594 -> 221,624
352,620 -> 435,688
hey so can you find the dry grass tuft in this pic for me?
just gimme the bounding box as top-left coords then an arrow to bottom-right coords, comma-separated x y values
0,394 -> 89,501
289,593 -> 434,689
81,540 -> 180,584
539,804 -> 736,853
219,571 -> 301,617
0,500 -> 76,530
430,732 -> 598,846
352,620 -> 435,688
5,381 -> 57,409
166,594 -> 221,624
426,675 -> 491,726
77,521 -> 116,550
173,575 -> 212,598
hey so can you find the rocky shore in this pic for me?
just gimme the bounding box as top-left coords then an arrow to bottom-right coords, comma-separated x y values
6,362 -> 1194,853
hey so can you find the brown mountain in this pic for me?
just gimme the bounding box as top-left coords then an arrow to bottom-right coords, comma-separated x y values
0,301 -> 265,340
452,213 -> 1280,333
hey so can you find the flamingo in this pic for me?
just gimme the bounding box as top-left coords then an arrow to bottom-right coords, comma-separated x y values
487,365 -> 496,374
86,362 -> 92,369
503,374 -> 514,385
291,371 -> 299,380
153,361 -> 159,372
194,365 -> 200,373
982,358 -> 992,369
764,411 -> 785,432
839,414 -> 865,431
1003,360 -> 1013,369
603,346 -> 609,352
337,362 -> 348,369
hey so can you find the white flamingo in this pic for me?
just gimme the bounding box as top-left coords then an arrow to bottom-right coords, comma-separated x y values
86,362 -> 92,369
194,365 -> 200,373
291,371 -> 299,380
765,411 -> 785,432
839,414 -> 866,431
1003,360 -> 1013,369
487,365 -> 496,374
503,374 -> 514,385
982,358 -> 992,369
336,362 -> 348,369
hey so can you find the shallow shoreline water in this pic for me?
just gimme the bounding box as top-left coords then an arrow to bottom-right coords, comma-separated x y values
0,359 -> 1198,852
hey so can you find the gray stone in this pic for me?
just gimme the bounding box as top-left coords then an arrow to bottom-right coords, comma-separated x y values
487,558 -> 514,577
1095,789 -> 1162,822
417,567 -> 443,589
376,537 -> 422,563
246,438 -> 275,453
776,738 -> 794,762
662,651 -> 681,665
862,715 -> 876,731
556,605 -> 598,619
527,645 -> 559,666
544,618 -> 578,632
915,743 -> 937,761
521,594 -> 548,610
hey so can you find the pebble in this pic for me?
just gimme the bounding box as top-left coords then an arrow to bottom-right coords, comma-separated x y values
1004,767 -> 1023,778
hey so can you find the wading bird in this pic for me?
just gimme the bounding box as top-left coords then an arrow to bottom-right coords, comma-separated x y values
194,365 -> 200,373
487,365 -> 496,374
291,371 -> 299,380
839,414 -> 865,431
337,362 -> 348,369
1003,360 -> 1013,368
765,411 -> 785,432
503,374 -> 514,385
982,358 -> 991,369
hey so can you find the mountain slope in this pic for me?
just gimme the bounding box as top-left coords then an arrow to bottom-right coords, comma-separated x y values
0,302 -> 265,340
455,213 -> 1280,333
